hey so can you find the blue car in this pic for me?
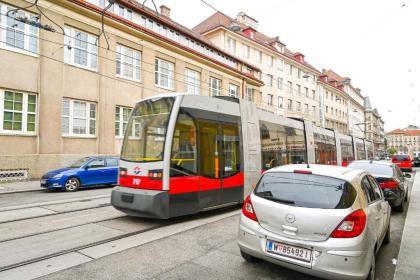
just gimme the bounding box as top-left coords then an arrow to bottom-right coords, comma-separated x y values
40,156 -> 119,192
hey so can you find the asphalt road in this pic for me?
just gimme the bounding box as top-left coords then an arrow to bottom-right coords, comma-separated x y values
0,169 -> 416,280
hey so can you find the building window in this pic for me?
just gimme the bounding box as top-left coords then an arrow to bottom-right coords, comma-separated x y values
278,96 -> 283,108
312,90 -> 316,99
277,59 -> 283,71
266,74 -> 273,87
297,69 -> 301,78
287,81 -> 293,93
0,4 -> 39,55
312,106 -> 316,116
64,26 -> 98,71
296,84 -> 301,94
289,64 -> 293,75
185,69 -> 200,95
297,102 -> 301,112
0,90 -> 37,134
242,44 -> 250,58
116,45 -> 141,81
287,99 -> 292,110
267,94 -> 273,106
209,77 -> 221,96
255,49 -> 262,63
62,99 -> 96,136
277,77 -> 283,90
155,58 -> 175,90
246,87 -> 254,101
304,103 -> 309,113
229,84 -> 239,98
227,37 -> 236,53
326,106 -> 329,113
115,106 -> 132,138
304,87 -> 309,97
267,55 -> 273,67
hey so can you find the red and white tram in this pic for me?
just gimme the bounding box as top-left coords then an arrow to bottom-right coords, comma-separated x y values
111,93 -> 374,219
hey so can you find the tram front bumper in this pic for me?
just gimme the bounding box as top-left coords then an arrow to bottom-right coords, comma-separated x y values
111,186 -> 170,219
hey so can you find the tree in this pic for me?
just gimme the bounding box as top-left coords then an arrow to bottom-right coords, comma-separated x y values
388,147 -> 397,155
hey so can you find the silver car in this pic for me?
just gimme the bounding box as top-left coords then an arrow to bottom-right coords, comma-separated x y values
238,164 -> 391,280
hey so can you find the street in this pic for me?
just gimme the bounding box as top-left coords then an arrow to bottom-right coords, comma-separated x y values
0,169 -> 416,280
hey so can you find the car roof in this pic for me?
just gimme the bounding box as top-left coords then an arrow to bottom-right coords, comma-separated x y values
265,164 -> 365,182
349,160 -> 393,167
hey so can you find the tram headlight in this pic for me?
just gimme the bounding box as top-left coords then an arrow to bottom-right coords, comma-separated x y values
148,169 -> 163,180
119,167 -> 128,177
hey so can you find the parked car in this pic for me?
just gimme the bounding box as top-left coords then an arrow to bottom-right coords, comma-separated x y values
348,160 -> 409,212
391,154 -> 412,172
412,156 -> 420,167
40,156 -> 119,191
239,164 -> 391,280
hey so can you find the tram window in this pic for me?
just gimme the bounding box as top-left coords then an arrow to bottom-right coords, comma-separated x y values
356,142 -> 366,160
286,127 -> 306,164
314,132 -> 336,165
170,112 -> 197,176
199,121 -> 219,179
340,139 -> 354,166
222,124 -> 241,178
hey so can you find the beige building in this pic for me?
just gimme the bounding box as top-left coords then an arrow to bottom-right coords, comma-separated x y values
193,12 -> 321,125
386,126 -> 420,155
364,97 -> 385,155
318,74 -> 349,134
0,0 -> 263,179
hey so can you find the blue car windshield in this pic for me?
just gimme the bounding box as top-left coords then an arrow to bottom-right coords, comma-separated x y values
69,157 -> 90,168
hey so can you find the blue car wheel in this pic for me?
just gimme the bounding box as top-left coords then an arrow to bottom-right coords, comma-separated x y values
64,177 -> 80,192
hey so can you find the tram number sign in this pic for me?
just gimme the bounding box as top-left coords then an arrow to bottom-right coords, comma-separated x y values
132,178 -> 141,186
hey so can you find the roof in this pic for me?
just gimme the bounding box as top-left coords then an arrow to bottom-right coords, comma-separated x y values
323,69 -> 364,99
193,12 -> 320,73
265,164 -> 364,182
387,129 -> 420,136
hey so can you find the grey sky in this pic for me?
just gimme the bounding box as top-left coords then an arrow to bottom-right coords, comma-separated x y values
148,0 -> 420,131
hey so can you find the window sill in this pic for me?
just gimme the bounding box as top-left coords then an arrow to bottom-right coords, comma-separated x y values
155,84 -> 175,91
62,135 -> 97,139
0,132 -> 37,137
64,62 -> 98,73
116,75 -> 142,83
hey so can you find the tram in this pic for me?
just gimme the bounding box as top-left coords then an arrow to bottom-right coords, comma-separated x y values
111,93 -> 375,219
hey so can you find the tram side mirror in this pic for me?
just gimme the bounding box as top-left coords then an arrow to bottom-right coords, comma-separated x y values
383,188 -> 397,201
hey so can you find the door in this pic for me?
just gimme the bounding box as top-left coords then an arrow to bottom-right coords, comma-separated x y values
367,176 -> 388,238
220,124 -> 243,204
198,120 -> 221,208
83,158 -> 107,186
105,158 -> 119,184
361,176 -> 383,243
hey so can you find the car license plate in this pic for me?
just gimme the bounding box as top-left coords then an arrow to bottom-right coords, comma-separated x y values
266,240 -> 312,262
40,179 -> 46,184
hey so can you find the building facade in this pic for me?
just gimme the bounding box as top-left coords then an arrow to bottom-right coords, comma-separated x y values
193,12 -> 321,125
386,126 -> 420,155
0,0 -> 262,178
364,97 -> 385,156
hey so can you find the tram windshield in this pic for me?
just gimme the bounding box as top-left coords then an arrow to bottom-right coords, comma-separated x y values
121,97 -> 174,162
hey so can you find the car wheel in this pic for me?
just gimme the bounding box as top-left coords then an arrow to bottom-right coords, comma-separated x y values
383,223 -> 390,244
240,250 -> 258,262
366,252 -> 376,280
394,200 -> 404,212
64,177 -> 80,192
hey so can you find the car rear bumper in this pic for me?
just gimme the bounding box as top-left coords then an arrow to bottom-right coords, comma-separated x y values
111,186 -> 169,219
238,214 -> 371,280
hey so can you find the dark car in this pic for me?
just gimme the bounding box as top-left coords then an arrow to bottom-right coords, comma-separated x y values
40,156 -> 119,192
348,160 -> 409,212
392,154 -> 413,172
413,157 -> 420,167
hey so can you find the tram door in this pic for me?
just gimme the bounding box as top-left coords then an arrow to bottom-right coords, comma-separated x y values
198,121 -> 241,209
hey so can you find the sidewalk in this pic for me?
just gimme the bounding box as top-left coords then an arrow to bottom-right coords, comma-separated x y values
394,170 -> 420,280
0,180 -> 41,194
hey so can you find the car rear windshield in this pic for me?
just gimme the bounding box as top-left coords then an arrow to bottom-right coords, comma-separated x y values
348,162 -> 393,177
254,172 -> 356,209
394,155 -> 409,161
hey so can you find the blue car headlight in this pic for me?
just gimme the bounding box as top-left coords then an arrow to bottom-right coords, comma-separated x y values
52,174 -> 63,179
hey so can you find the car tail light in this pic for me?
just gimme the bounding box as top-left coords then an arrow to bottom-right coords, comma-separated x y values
379,180 -> 398,189
242,195 -> 258,222
294,170 -> 312,174
330,209 -> 366,238
119,167 -> 128,177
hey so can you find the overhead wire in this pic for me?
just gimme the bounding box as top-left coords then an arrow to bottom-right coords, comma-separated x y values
96,0 -> 114,49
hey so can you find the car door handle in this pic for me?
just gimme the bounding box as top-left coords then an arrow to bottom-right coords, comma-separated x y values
375,216 -> 381,220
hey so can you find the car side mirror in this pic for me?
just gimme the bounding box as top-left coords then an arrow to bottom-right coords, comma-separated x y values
403,173 -> 412,179
383,188 -> 397,201
84,165 -> 90,170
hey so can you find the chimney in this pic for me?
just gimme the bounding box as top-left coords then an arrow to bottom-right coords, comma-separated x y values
236,12 -> 258,30
337,84 -> 344,91
293,52 -> 305,63
319,74 -> 328,83
160,5 -> 171,18
355,87 -> 361,93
